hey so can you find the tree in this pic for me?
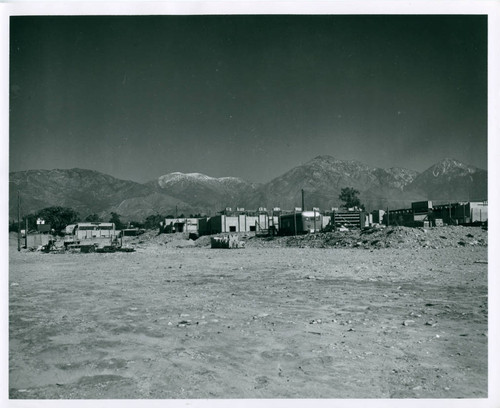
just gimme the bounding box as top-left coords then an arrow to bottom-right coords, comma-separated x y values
109,212 -> 125,230
128,220 -> 145,229
85,213 -> 101,222
9,213 -> 37,233
339,187 -> 364,210
144,214 -> 164,230
36,206 -> 79,232
23,213 -> 38,231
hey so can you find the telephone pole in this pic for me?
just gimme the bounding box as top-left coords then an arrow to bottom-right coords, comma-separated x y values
17,191 -> 21,251
294,208 -> 297,236
25,218 -> 28,249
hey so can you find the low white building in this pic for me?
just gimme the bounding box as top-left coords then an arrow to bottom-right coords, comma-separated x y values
65,222 -> 118,239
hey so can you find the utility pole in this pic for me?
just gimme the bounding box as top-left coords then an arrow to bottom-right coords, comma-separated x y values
25,218 -> 28,249
278,211 -> 281,236
294,208 -> 297,236
301,189 -> 305,212
17,191 -> 21,252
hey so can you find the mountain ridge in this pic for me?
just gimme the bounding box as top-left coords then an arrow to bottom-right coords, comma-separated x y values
9,157 -> 487,221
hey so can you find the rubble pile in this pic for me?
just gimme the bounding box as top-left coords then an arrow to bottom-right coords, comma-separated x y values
71,225 -> 487,252
123,230 -> 194,249
210,235 -> 245,249
245,225 -> 488,250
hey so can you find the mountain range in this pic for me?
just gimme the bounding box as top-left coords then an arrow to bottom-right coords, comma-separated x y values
9,156 -> 488,221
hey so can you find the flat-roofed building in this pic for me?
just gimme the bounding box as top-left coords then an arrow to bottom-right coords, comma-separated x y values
164,218 -> 199,234
71,222 -> 117,239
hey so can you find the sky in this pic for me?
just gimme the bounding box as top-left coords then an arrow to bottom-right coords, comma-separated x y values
9,14 -> 488,183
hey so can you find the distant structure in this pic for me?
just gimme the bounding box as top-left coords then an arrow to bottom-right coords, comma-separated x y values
279,210 -> 323,235
384,201 -> 488,227
163,207 -> 363,236
432,201 -> 488,225
370,209 -> 386,225
36,218 -> 51,233
65,222 -> 118,240
163,218 -> 199,235
23,217 -> 53,249
198,208 -> 276,236
158,200 -> 487,237
325,208 -> 366,230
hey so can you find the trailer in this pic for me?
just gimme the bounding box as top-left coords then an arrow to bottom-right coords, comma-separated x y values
279,211 -> 322,235
63,222 -> 122,251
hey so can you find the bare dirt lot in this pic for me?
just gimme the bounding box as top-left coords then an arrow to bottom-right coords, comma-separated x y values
8,227 -> 488,399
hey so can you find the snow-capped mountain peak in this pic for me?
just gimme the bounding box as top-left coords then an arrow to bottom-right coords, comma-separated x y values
427,158 -> 477,178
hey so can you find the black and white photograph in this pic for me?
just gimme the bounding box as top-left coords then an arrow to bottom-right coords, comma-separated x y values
2,1 -> 499,407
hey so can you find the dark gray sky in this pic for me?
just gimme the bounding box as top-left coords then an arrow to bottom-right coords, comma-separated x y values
9,15 -> 487,183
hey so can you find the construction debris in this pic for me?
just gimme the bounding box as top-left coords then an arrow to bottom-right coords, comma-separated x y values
211,235 -> 245,249
243,225 -> 488,250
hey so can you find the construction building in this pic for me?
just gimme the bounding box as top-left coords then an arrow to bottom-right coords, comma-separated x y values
24,233 -> 53,249
384,201 -> 436,227
384,201 -> 487,227
432,201 -> 488,225
65,222 -> 118,240
163,218 -> 199,234
159,200 -> 488,237
325,208 -> 367,229
370,209 -> 386,225
161,206 -> 371,237
197,208 -> 278,235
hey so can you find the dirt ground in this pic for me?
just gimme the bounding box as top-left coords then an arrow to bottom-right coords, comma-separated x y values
8,227 -> 488,399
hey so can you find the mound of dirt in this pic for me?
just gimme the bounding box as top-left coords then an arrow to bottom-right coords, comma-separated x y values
122,230 -> 195,250
245,225 -> 487,250
120,226 -> 487,251
193,235 -> 212,247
